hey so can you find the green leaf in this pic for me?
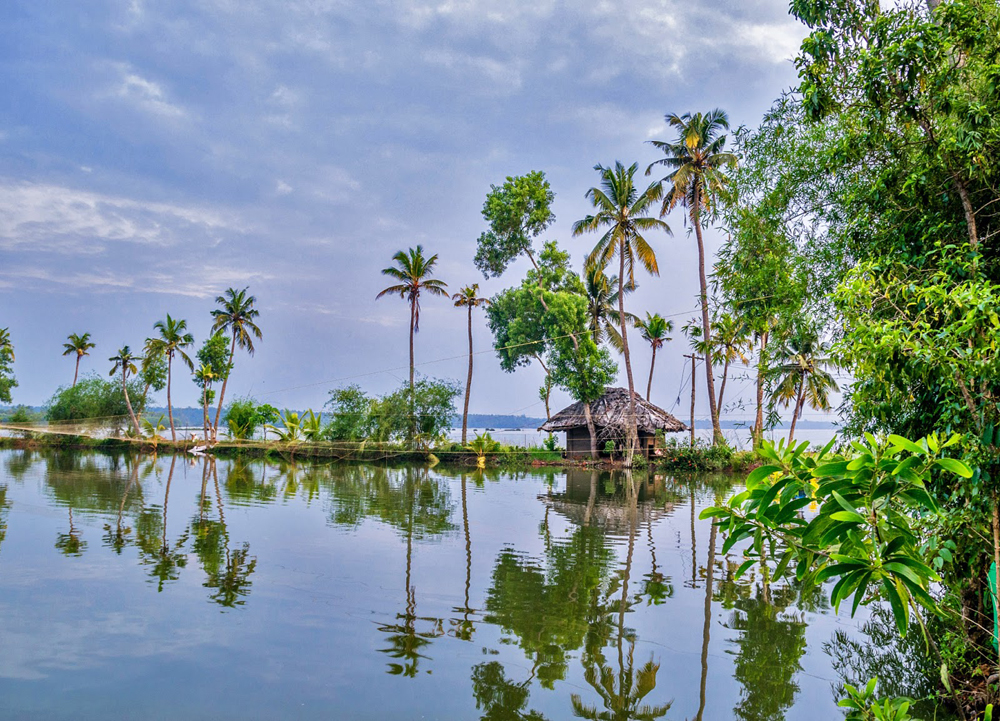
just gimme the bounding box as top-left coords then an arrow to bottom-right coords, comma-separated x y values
814,460 -> 851,477
888,434 -> 925,455
745,464 -> 781,491
755,478 -> 788,519
734,559 -> 755,580
935,457 -> 973,478
831,489 -> 860,515
831,510 -> 867,524
882,577 -> 908,635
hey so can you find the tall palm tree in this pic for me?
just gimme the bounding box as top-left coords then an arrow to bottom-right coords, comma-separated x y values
637,313 -> 672,402
768,328 -> 839,442
584,266 -> 638,354
194,363 -> 217,442
376,246 -> 448,440
148,315 -> 195,442
109,345 -> 141,437
647,109 -> 736,445
452,284 -> 490,445
62,332 -> 95,387
210,288 -> 263,442
573,162 -> 670,463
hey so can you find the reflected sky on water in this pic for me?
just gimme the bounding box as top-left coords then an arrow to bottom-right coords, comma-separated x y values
0,449 -> 884,720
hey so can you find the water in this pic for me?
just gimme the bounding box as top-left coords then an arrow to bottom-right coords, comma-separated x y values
449,427 -> 839,450
0,449 -> 917,720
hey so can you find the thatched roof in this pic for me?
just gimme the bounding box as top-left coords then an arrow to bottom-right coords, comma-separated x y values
538,387 -> 686,434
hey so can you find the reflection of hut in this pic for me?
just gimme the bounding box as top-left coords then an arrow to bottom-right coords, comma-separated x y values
540,470 -> 678,534
538,387 -> 686,458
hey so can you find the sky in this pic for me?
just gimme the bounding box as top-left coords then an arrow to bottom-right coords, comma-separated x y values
0,0 -> 816,422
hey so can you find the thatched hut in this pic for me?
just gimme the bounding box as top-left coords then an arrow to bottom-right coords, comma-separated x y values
538,387 -> 686,458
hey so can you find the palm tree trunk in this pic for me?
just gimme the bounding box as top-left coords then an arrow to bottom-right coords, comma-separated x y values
167,354 -> 176,442
753,331 -> 768,446
462,305 -> 473,445
695,517 -> 718,721
689,354 -> 697,448
646,346 -> 656,401
584,401 -> 598,458
203,386 -> 210,442
408,296 -> 416,444
122,368 -> 141,437
693,193 -> 722,445
716,356 -> 731,414
788,379 -> 805,442
73,355 -> 81,387
618,245 -> 639,465
212,334 -> 238,443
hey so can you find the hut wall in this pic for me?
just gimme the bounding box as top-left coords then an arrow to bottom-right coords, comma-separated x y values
565,428 -> 594,457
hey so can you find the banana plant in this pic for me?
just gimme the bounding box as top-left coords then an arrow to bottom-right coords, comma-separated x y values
142,414 -> 168,447
301,409 -> 323,441
466,432 -> 501,469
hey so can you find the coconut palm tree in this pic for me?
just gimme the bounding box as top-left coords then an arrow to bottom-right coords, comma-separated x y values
710,312 -> 749,414
0,327 -> 14,361
637,313 -> 672,402
768,327 -> 839,442
453,284 -> 490,445
194,363 -> 217,442
573,162 -> 670,463
584,266 -> 639,354
647,109 -> 736,445
210,287 -> 263,442
148,315 -> 195,442
62,333 -> 95,387
109,345 -> 141,437
376,246 -> 448,440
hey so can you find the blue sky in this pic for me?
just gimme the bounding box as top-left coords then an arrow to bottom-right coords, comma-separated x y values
0,0 -> 809,420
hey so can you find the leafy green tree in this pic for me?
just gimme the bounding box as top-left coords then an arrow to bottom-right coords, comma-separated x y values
194,333 -> 230,441
453,284 -> 491,444
646,110 -> 736,444
377,246 -> 449,442
0,327 -> 15,404
139,338 -> 167,411
573,162 -> 669,463
636,313 -> 672,403
370,378 -> 461,445
223,396 -> 279,440
46,373 -> 145,430
148,314 -> 194,442
62,332 -> 95,387
108,346 -> 142,436
210,287 -> 262,442
767,325 -> 838,442
324,385 -> 374,442
486,242 -> 617,456
474,171 -> 555,278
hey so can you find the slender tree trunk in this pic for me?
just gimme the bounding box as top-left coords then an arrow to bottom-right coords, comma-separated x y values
166,354 -> 176,442
646,345 -> 656,402
162,454 -> 176,553
203,386 -> 210,442
993,498 -> 1000,680
788,380 -> 805,442
213,334 -> 238,443
584,401 -> 598,458
535,353 -> 552,420
717,356 -> 731,414
618,245 -> 639,465
753,331 -> 768,446
462,305 -> 473,445
409,296 -> 416,444
122,368 -> 141,437
693,194 -> 722,445
688,354 -> 697,448
73,355 -> 81,387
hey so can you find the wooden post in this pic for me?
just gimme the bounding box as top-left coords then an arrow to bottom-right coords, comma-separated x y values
685,354 -> 702,448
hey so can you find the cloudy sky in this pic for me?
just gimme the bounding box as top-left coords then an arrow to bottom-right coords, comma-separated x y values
0,0 -> 810,422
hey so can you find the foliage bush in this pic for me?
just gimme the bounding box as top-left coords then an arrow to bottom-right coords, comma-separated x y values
325,377 -> 460,445
655,439 -> 756,473
223,396 -> 279,440
45,374 -> 146,424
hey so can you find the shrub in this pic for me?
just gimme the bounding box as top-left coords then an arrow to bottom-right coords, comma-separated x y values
224,397 -> 279,440
46,374 -> 146,424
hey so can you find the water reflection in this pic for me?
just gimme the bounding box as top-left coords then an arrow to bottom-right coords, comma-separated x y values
0,451 -> 872,720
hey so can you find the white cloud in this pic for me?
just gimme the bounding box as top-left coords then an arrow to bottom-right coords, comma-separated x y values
114,66 -> 188,119
0,180 -> 247,253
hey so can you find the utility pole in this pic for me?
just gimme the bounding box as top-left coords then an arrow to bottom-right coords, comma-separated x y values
685,354 -> 702,448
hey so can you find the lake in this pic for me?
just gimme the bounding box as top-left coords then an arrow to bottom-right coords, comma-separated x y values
0,449 -> 931,720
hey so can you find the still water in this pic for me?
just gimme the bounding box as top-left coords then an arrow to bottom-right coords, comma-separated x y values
0,450 -> 914,720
